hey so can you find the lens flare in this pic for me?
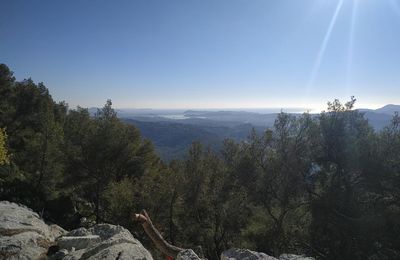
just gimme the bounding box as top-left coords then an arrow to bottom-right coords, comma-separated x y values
346,0 -> 358,90
306,0 -> 344,91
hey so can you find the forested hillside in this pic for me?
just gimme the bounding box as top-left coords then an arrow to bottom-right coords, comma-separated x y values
123,119 -> 262,160
1,64 -> 400,259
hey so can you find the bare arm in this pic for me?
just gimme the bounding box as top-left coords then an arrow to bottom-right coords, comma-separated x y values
133,210 -> 184,258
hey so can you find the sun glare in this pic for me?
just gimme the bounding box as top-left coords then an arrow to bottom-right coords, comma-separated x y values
346,0 -> 358,90
307,0 -> 400,95
306,0 -> 344,92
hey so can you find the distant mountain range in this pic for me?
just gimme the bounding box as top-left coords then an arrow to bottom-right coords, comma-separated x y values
359,104 -> 400,115
356,104 -> 400,129
92,104 -> 400,160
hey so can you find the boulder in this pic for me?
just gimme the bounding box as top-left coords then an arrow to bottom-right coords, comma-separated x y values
0,201 -> 314,260
0,201 -> 153,260
49,224 -> 68,240
221,248 -> 277,260
0,201 -> 65,259
55,224 -> 153,260
221,249 -> 315,260
57,235 -> 101,250
177,249 -> 201,260
278,254 -> 315,260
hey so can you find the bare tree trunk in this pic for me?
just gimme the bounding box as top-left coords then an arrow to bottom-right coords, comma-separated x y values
134,210 -> 184,258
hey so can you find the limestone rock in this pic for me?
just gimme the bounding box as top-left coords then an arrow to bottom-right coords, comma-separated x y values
0,201 -> 54,259
0,201 -> 314,260
57,235 -> 101,250
49,224 -> 68,240
177,249 -> 201,260
221,249 -> 315,260
279,254 -> 315,260
57,224 -> 153,260
221,248 -> 278,260
0,201 -> 153,260
65,227 -> 91,237
0,201 -> 50,237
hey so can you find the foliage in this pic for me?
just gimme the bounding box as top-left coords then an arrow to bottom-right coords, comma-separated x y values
0,128 -> 9,165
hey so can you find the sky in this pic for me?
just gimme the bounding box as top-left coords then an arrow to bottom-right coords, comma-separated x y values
1,0 -> 400,111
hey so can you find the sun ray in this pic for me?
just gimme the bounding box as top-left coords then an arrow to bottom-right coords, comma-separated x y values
306,0 -> 344,91
346,0 -> 359,90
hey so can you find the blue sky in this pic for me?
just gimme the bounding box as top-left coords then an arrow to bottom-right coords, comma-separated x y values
1,0 -> 400,111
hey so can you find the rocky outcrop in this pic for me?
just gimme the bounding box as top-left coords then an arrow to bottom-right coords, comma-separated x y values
0,201 -> 314,260
278,254 -> 314,260
0,201 -> 153,260
0,201 -> 66,259
221,249 -> 315,260
53,224 -> 153,260
221,248 -> 276,260
56,235 -> 101,251
176,249 -> 202,260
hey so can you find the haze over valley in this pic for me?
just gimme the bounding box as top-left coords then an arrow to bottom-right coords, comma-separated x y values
87,104 -> 400,160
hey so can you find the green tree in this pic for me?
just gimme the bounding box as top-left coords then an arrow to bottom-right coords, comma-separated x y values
0,128 -> 9,165
0,64 -> 66,213
170,142 -> 250,259
309,98 -> 378,259
241,113 -> 318,255
64,100 -> 161,223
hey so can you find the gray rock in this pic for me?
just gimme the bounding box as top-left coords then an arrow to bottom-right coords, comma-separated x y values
0,201 -> 313,260
57,235 -> 101,250
0,201 -> 54,259
0,201 -> 153,260
58,224 -> 153,260
0,242 -> 22,259
81,242 -> 153,260
221,248 -> 277,260
0,201 -> 50,238
49,224 -> 68,240
279,254 -> 315,260
66,227 -> 91,237
88,224 -> 130,240
221,249 -> 315,260
177,249 -> 201,260
49,249 -> 69,260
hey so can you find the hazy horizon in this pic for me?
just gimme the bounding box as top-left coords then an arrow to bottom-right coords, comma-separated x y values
90,104 -> 398,114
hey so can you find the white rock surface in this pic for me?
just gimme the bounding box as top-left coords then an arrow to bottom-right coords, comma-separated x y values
177,249 -> 201,260
279,254 -> 315,260
221,248 -> 277,260
0,201 -> 153,260
0,201 -> 66,259
57,235 -> 101,250
1,201 -> 314,260
56,224 -> 153,260
221,249 -> 315,260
